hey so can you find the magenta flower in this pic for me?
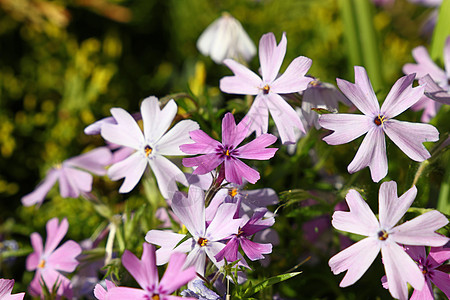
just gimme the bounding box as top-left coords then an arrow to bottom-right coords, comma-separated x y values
220,32 -> 313,144
328,181 -> 449,300
180,112 -> 277,185
215,208 -> 274,262
21,147 -> 112,206
0,279 -> 25,300
319,66 -> 439,182
403,36 -> 450,121
26,218 -> 82,298
145,185 -> 243,276
101,96 -> 199,198
102,243 -> 196,300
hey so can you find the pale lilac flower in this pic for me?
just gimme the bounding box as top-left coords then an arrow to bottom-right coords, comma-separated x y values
21,147 -> 112,206
181,112 -> 277,185
197,12 -> 256,64
319,66 -> 439,182
84,113 -> 142,135
328,181 -> 449,300
103,243 -> 196,300
101,96 -> 199,198
26,218 -> 82,298
403,36 -> 450,121
301,78 -> 351,130
0,279 -> 25,300
215,208 -> 274,262
93,279 -> 116,300
145,185 -> 242,276
220,32 -> 313,144
381,243 -> 450,299
181,279 -> 221,300
419,74 -> 450,105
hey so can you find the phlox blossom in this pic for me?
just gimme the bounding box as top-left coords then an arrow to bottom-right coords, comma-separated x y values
328,181 -> 449,300
220,32 -> 313,144
319,66 -> 439,182
26,218 -> 82,298
0,279 -> 25,300
101,96 -> 199,198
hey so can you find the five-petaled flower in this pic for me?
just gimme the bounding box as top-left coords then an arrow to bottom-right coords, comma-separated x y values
26,218 -> 82,299
101,96 -> 199,198
328,181 -> 449,300
319,66 -> 439,182
220,32 -> 313,144
180,112 -> 277,185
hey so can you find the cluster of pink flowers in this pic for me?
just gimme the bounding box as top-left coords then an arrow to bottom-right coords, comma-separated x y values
12,10 -> 449,300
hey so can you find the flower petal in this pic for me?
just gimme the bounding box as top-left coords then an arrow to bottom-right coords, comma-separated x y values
419,74 -> 450,105
145,230 -> 193,265
122,243 -> 158,291
381,242 -> 424,300
383,119 -> 438,161
46,240 -> 81,272
331,189 -> 379,236
319,114 -> 372,145
236,133 -> 278,160
328,237 -> 380,287
224,158 -> 259,185
266,93 -> 305,144
403,46 -> 446,81
259,32 -> 286,83
381,73 -> 424,118
379,182 -> 417,230
60,167 -> 93,196
105,287 -> 147,300
430,269 -> 450,299
141,97 -> 177,142
206,203 -> 241,241
445,36 -> 450,78
44,218 -> 68,255
215,237 -> 239,262
159,253 -> 196,294
220,59 -> 261,95
240,238 -> 272,261
180,130 -> 221,155
183,154 -> 223,175
108,152 -> 147,193
26,233 -> 43,270
101,107 -> 144,149
184,247 -> 206,276
427,242 -> 450,267
391,210 -> 449,246
64,147 -> 112,175
222,112 -> 237,146
348,127 -> 387,183
336,66 -> 379,116
148,155 -> 187,199
157,120 -> 199,156
410,278 -> 433,300
271,56 -> 313,93
172,186 -> 206,237
244,95 -> 270,137
22,169 -> 59,207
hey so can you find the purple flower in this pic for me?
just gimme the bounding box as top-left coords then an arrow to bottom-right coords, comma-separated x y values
319,66 -> 439,182
328,181 -> 449,300
181,279 -> 222,300
21,147 -> 112,206
181,112 -> 277,185
0,279 -> 25,300
145,185 -> 243,276
220,32 -> 313,144
93,280 -> 116,300
100,96 -> 199,198
103,243 -> 196,300
215,208 -> 274,262
403,37 -> 450,121
26,218 -> 82,299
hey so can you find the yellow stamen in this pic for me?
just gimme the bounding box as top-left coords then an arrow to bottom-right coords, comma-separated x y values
374,115 -> 386,126
152,294 -> 160,300
262,84 -> 270,94
378,230 -> 389,241
229,187 -> 238,198
38,259 -> 46,269
225,149 -> 230,156
144,145 -> 153,157
198,237 -> 208,247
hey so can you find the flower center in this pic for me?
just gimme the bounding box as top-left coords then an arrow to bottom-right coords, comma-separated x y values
152,294 -> 160,300
228,187 -> 238,198
374,115 -> 386,126
144,145 -> 153,157
262,84 -> 270,95
309,79 -> 322,87
225,149 -> 230,156
377,230 -> 389,240
237,228 -> 244,237
38,259 -> 46,269
197,237 -> 208,247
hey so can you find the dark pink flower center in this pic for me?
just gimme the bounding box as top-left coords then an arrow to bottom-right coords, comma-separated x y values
378,230 -> 389,240
198,237 -> 208,247
374,115 -> 386,126
263,84 -> 270,95
218,145 -> 237,159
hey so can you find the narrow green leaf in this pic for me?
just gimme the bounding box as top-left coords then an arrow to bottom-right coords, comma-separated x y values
338,0 -> 363,69
437,167 -> 450,215
175,232 -> 192,248
430,0 -> 450,62
243,272 -> 302,297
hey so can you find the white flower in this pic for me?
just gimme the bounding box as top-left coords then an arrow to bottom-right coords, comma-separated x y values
197,12 -> 256,64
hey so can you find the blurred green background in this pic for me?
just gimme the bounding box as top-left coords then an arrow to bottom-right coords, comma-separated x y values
0,0 -> 449,298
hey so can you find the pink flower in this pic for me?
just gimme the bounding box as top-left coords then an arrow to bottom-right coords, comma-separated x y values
100,96 -> 199,198
181,112 -> 277,185
104,243 -> 196,299
319,66 -> 439,182
21,147 -> 112,206
220,32 -> 313,144
93,280 -> 116,300
328,181 -> 449,300
0,279 -> 25,300
26,218 -> 82,298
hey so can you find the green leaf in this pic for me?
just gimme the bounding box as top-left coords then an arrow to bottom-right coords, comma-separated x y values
242,272 -> 302,297
175,232 -> 193,248
430,0 -> 450,62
